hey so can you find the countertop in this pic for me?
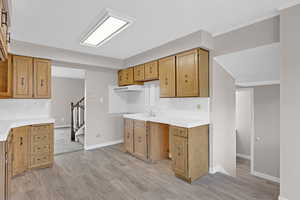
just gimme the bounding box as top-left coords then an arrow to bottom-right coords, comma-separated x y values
123,113 -> 209,128
0,118 -> 55,141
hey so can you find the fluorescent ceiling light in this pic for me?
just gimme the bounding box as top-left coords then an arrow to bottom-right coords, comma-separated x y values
81,9 -> 134,47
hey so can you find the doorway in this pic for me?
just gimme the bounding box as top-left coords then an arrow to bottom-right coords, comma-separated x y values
51,67 -> 86,155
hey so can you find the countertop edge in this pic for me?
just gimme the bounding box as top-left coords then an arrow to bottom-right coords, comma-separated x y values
0,118 -> 55,142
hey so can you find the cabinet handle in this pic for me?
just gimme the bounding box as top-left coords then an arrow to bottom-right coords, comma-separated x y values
1,10 -> 7,26
41,80 -> 44,87
20,137 -> 23,146
21,77 -> 25,86
185,80 -> 188,83
138,136 -> 142,143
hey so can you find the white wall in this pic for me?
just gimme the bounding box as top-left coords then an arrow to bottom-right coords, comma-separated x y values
51,77 -> 85,127
236,89 -> 252,158
280,4 -> 300,200
85,70 -> 124,149
211,60 -> 236,176
0,99 -> 50,120
253,85 -> 280,180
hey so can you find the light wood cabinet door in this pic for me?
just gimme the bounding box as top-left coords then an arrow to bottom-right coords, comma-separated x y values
12,126 -> 29,176
176,49 -> 199,97
159,56 -> 176,97
12,56 -> 33,98
0,54 -> 12,98
144,61 -> 158,80
33,58 -> 51,98
118,70 -> 125,86
133,64 -> 145,81
124,68 -> 134,85
133,120 -> 148,160
5,132 -> 13,200
172,135 -> 188,178
124,119 -> 134,153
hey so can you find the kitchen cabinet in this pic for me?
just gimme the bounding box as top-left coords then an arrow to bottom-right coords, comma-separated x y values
133,64 -> 145,81
0,54 -> 12,98
33,58 -> 51,98
133,120 -> 148,161
12,56 -> 33,98
0,54 -> 52,99
148,122 -> 169,162
118,68 -> 143,86
176,49 -> 199,97
176,49 -> 209,97
170,125 -> 209,183
0,131 -> 12,200
159,56 -> 176,97
0,0 -> 10,61
12,126 -> 29,176
0,123 -> 54,199
29,124 -> 54,169
144,61 -> 158,81
124,119 -> 169,162
124,119 -> 134,154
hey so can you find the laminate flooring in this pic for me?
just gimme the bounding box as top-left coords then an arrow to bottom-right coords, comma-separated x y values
11,144 -> 279,200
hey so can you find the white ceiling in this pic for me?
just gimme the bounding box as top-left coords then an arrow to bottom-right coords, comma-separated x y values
11,0 -> 292,59
215,43 -> 280,86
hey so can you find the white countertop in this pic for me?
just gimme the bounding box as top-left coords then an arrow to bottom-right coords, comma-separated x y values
123,113 -> 209,128
0,118 -> 55,141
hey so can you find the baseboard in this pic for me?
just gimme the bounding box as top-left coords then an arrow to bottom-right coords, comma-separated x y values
54,125 -> 71,129
236,153 -> 251,160
85,140 -> 123,151
278,196 -> 288,200
209,165 -> 229,175
252,171 -> 280,183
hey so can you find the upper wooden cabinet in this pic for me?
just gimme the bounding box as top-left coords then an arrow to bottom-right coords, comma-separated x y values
159,56 -> 176,98
33,58 -> 51,98
133,64 -> 145,81
0,0 -> 10,61
0,54 -> 52,99
144,61 -> 158,81
117,48 -> 209,97
176,49 -> 209,97
13,56 -> 33,98
0,54 -> 11,98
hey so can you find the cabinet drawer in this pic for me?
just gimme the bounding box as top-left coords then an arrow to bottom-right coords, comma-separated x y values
30,153 -> 51,168
30,143 -> 50,155
172,127 -> 188,138
31,132 -> 50,145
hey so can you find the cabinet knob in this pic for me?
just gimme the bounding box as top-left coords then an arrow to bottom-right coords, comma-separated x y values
41,80 -> 44,87
21,77 -> 25,86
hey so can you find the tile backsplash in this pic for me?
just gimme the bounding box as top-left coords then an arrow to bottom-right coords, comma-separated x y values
0,99 -> 51,120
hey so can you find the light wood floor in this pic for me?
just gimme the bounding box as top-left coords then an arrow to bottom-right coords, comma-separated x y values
11,144 -> 279,200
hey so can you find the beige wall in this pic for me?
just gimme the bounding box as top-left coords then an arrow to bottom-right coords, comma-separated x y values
85,70 -> 124,149
280,4 -> 300,200
253,85 -> 280,179
51,77 -> 85,127
211,60 -> 236,176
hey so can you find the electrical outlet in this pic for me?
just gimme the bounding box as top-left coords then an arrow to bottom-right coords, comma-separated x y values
197,104 -> 201,110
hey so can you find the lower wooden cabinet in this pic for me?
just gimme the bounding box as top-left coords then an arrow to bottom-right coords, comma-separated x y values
170,125 -> 209,182
124,119 -> 134,154
12,126 -> 29,176
133,120 -> 148,160
124,120 -> 169,162
0,123 -> 54,199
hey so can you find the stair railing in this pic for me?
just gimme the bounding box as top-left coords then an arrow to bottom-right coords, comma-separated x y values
71,97 -> 85,141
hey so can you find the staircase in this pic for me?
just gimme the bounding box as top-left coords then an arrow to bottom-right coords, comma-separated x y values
71,97 -> 85,143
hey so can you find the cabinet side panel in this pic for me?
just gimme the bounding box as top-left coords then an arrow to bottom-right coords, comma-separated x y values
0,142 -> 5,200
198,49 -> 209,97
188,125 -> 209,181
